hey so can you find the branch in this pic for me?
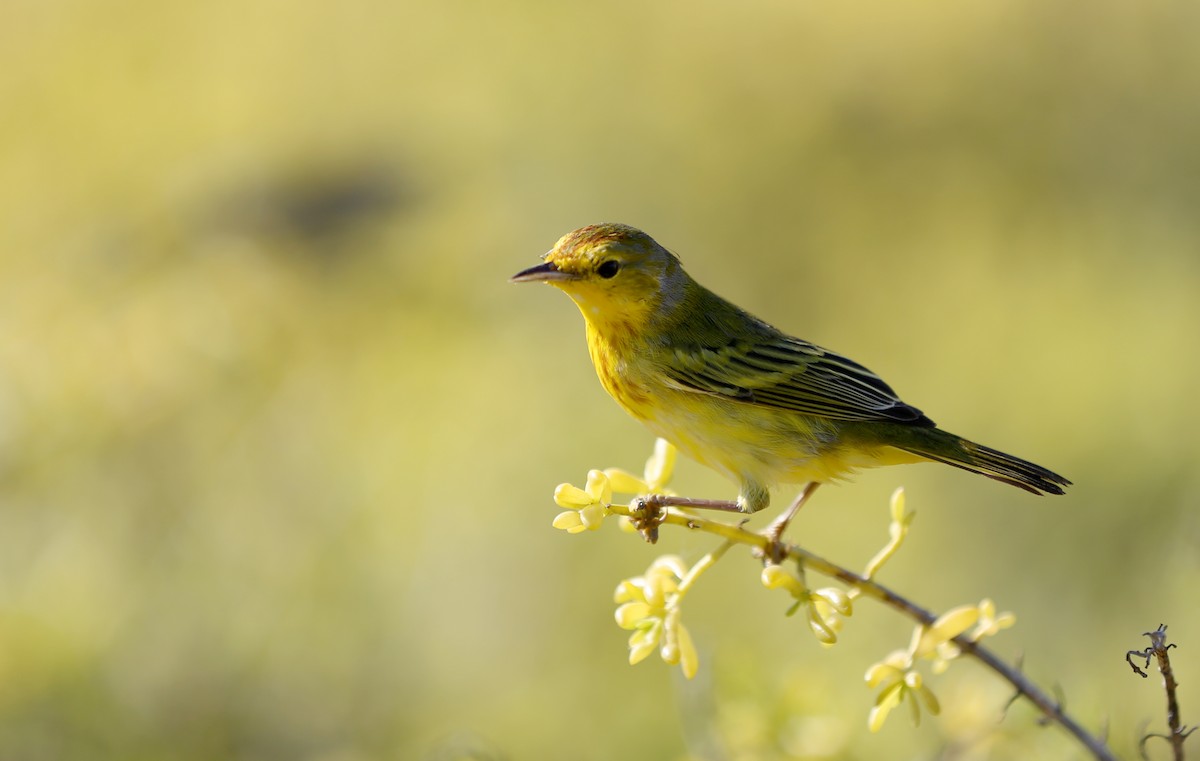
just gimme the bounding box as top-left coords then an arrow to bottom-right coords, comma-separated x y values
609,502 -> 1118,761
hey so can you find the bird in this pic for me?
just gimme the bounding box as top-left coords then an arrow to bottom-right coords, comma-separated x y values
511,223 -> 1069,516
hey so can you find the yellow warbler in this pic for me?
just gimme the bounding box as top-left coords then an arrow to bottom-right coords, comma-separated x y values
512,223 -> 1069,513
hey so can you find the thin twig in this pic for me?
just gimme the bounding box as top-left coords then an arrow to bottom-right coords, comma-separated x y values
1128,624 -> 1192,761
610,502 -> 1117,761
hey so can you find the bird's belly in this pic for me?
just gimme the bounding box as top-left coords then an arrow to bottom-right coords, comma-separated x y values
634,389 -> 867,488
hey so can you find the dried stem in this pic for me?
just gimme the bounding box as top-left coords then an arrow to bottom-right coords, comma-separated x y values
1127,624 -> 1192,760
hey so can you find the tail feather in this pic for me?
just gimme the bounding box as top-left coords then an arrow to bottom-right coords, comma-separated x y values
901,435 -> 1071,496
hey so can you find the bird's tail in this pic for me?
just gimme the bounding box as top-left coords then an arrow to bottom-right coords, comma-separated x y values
898,431 -> 1071,495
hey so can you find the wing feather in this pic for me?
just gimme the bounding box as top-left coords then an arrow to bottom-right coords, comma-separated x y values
664,334 -> 933,426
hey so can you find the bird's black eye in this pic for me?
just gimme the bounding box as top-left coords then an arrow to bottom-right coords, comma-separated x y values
597,259 -> 620,279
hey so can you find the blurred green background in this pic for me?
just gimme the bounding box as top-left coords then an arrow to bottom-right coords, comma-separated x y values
2,0 -> 1199,758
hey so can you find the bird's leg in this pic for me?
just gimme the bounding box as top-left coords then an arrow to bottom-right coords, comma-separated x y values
763,482 -> 821,561
638,495 -> 744,513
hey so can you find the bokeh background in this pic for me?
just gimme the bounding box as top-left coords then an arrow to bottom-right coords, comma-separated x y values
3,1 -> 1199,759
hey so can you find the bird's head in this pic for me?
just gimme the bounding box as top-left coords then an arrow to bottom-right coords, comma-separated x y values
511,223 -> 684,334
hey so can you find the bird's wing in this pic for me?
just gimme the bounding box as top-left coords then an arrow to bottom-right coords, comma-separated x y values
662,332 -> 934,426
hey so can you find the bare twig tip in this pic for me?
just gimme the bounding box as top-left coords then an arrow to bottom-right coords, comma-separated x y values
1128,623 -> 1188,760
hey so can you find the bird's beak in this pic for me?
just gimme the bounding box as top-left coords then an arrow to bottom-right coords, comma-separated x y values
510,260 -> 576,283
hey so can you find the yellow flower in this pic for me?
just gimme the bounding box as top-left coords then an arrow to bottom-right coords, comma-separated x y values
915,604 -> 979,675
761,564 -> 853,645
970,598 -> 1016,641
915,605 -> 979,660
613,555 -> 698,678
865,651 -> 941,731
918,599 -> 1015,674
864,596 -> 999,730
604,439 -> 678,533
865,622 -> 959,731
551,470 -> 612,533
604,437 -> 677,496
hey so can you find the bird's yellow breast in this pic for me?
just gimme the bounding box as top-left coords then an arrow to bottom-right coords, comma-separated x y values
585,320 -> 653,414
585,320 -> 923,495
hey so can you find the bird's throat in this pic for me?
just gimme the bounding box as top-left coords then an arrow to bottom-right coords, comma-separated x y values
583,317 -> 654,415
568,289 -> 653,348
